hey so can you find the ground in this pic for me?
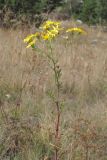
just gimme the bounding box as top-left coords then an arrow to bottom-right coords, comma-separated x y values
0,22 -> 107,159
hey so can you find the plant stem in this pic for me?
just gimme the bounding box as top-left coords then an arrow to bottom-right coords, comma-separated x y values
47,43 -> 62,160
55,100 -> 60,160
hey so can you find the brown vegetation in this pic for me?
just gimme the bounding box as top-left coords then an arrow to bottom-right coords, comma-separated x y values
0,22 -> 107,159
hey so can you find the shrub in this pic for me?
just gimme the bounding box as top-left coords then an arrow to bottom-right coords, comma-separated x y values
79,0 -> 107,24
0,0 -> 63,28
0,0 -> 63,14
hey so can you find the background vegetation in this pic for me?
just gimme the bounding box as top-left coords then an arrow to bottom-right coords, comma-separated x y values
0,0 -> 107,27
79,0 -> 107,24
0,0 -> 107,160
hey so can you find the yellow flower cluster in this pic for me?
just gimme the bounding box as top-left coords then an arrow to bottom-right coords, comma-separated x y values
41,20 -> 62,40
41,20 -> 61,31
66,27 -> 86,34
24,32 -> 41,48
24,20 -> 62,48
24,20 -> 87,48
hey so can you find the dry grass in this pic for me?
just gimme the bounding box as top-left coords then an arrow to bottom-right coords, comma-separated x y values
0,22 -> 107,159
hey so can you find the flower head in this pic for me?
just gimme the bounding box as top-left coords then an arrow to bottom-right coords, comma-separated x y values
26,38 -> 37,48
66,27 -> 86,34
24,21 -> 63,48
41,20 -> 61,31
42,28 -> 60,41
24,32 -> 41,48
24,34 -> 36,43
41,20 -> 62,41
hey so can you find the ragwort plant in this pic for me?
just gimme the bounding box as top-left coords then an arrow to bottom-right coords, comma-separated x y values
24,20 -> 86,160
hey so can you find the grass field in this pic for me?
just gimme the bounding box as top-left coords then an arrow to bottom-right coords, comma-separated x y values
0,22 -> 107,159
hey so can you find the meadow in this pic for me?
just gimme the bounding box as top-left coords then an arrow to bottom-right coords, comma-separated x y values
0,21 -> 107,159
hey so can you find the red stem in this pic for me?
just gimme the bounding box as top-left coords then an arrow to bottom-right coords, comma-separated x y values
55,101 -> 60,160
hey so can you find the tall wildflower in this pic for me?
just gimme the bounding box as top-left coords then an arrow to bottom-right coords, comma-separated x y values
24,20 -> 87,160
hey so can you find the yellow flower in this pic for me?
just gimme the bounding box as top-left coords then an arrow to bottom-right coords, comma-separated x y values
24,32 -> 42,48
26,38 -> 36,48
41,21 -> 62,41
41,20 -> 61,31
39,20 -> 63,41
24,34 -> 36,43
66,27 -> 86,34
42,28 -> 59,41
24,20 -> 62,47
42,32 -> 50,40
